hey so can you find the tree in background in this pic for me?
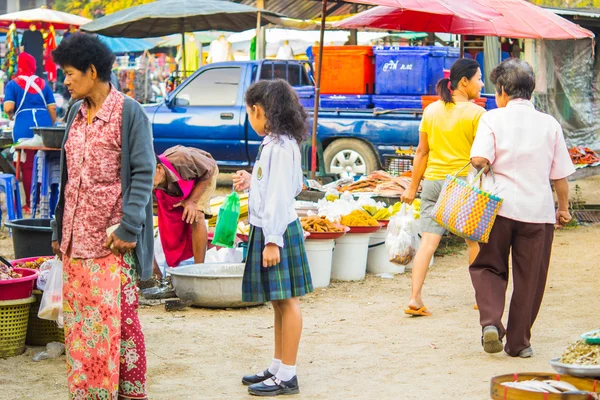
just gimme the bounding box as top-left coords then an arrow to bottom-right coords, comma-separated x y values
532,0 -> 600,7
55,0 -> 155,19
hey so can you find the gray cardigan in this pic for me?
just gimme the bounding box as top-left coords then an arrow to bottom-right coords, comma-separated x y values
51,94 -> 156,281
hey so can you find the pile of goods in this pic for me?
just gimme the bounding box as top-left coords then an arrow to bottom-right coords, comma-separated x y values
338,171 -> 418,197
560,340 -> 600,366
0,264 -> 22,280
363,200 -> 421,221
300,216 -> 343,233
501,379 -> 595,395
569,146 -> 600,166
237,222 -> 251,235
12,258 -> 49,270
340,210 -> 379,227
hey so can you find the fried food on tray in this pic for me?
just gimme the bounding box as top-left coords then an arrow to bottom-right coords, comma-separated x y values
340,210 -> 379,227
13,257 -> 50,270
301,216 -> 343,233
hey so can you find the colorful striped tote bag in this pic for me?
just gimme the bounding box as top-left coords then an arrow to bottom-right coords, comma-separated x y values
430,163 -> 503,243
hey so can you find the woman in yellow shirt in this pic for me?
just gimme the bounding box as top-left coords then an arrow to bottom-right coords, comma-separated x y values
401,59 -> 485,316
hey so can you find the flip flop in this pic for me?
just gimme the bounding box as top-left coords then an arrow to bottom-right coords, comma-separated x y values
404,306 -> 432,317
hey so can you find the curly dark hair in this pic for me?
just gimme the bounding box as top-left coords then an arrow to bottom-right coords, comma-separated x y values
245,79 -> 309,144
52,33 -> 115,83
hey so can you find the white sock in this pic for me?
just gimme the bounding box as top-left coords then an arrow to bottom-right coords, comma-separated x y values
257,358 -> 281,377
275,363 -> 296,382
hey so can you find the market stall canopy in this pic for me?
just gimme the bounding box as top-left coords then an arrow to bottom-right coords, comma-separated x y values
0,7 -> 91,30
80,0 -> 283,38
337,0 -> 594,39
155,32 -> 227,48
98,35 -> 163,53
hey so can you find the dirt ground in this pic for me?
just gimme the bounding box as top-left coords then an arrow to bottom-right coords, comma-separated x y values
0,177 -> 599,400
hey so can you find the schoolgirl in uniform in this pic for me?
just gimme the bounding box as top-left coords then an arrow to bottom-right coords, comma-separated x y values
233,79 -> 313,396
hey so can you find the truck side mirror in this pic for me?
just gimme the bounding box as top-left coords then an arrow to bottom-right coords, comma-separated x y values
174,96 -> 190,107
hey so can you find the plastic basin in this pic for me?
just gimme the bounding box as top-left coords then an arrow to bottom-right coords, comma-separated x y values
0,268 -> 39,301
4,219 -> 53,260
32,127 -> 65,149
167,263 -> 264,308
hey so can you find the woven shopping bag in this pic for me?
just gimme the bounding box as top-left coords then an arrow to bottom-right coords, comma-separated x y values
430,163 -> 503,243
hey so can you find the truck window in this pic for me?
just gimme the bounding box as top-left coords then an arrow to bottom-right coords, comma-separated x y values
176,67 -> 241,106
259,62 -> 313,87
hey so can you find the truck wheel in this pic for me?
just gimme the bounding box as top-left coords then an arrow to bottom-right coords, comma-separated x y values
323,139 -> 379,178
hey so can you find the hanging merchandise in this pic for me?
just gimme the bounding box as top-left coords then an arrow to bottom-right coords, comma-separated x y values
44,25 -> 58,83
22,24 -> 45,77
4,24 -> 20,81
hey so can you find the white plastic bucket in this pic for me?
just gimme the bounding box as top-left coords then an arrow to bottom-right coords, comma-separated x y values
367,228 -> 406,275
305,239 -> 335,288
331,233 -> 372,281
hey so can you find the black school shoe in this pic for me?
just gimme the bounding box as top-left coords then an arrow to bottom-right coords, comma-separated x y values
242,370 -> 274,386
248,376 -> 300,397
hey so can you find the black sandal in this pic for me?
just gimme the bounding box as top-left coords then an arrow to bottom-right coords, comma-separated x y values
248,376 -> 300,396
242,369 -> 274,386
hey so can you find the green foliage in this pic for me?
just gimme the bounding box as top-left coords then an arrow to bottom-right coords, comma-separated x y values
531,0 -> 600,8
54,0 -> 155,19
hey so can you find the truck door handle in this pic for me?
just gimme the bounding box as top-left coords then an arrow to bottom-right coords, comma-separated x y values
220,113 -> 234,120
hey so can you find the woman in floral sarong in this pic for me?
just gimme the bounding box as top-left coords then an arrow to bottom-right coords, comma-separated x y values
50,34 -> 155,400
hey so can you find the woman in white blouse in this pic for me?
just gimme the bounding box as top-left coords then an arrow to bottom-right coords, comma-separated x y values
233,80 -> 312,396
470,59 -> 575,358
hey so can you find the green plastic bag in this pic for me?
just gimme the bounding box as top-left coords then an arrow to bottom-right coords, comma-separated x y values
211,191 -> 241,248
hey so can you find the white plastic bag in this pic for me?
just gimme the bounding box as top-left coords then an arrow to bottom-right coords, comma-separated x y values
385,204 -> 418,265
36,258 -> 60,291
38,259 -> 63,328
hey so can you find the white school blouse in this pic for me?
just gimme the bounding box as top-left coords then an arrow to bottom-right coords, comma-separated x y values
248,134 -> 303,247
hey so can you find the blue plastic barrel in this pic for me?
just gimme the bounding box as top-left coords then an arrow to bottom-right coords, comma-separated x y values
372,95 -> 422,110
373,46 -> 454,95
320,94 -> 372,109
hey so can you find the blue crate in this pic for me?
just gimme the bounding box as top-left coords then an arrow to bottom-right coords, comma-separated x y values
374,46 -> 458,96
320,94 -> 372,109
372,95 -> 422,110
482,93 -> 498,110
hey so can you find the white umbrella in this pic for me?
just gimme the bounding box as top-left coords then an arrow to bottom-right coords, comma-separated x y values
0,7 -> 91,30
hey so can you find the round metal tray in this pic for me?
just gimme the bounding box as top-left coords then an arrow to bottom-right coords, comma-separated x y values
549,357 -> 600,378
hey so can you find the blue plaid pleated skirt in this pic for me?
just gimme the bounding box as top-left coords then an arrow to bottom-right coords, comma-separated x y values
242,219 -> 313,302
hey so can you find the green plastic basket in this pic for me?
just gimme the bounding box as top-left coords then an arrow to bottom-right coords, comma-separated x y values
26,290 -> 65,346
581,330 -> 600,345
0,295 -> 36,358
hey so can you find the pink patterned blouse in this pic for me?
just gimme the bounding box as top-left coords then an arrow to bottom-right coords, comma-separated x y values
60,87 -> 124,258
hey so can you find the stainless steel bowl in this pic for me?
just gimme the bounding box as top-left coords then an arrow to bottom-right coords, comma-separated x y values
167,263 -> 264,309
549,357 -> 600,378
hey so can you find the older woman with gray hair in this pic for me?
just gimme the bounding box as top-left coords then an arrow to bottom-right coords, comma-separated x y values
469,59 -> 575,358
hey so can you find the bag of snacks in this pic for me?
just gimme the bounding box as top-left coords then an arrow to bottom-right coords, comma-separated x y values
385,204 -> 418,265
38,259 -> 64,328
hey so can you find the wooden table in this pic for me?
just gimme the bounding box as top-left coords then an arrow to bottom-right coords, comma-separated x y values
13,145 -> 61,182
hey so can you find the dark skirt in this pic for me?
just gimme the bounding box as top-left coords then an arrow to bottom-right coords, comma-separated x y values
242,219 -> 313,302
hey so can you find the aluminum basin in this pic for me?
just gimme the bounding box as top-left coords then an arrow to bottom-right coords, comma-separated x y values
167,263 -> 263,308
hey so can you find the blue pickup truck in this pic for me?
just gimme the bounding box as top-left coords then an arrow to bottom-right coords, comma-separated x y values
144,60 -> 422,176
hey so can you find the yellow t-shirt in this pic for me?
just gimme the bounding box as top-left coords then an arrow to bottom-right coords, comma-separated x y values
419,100 -> 486,181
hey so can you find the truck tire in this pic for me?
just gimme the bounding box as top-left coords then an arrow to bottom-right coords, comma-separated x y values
323,139 -> 379,177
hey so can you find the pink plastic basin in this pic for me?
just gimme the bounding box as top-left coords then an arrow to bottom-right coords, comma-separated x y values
0,268 -> 39,301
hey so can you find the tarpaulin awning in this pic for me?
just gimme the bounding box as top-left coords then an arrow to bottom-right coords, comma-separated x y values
80,0 -> 282,38
0,7 -> 91,30
98,35 -> 162,53
336,0 -> 594,39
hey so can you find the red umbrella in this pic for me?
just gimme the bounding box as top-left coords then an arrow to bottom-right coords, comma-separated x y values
337,0 -> 593,39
